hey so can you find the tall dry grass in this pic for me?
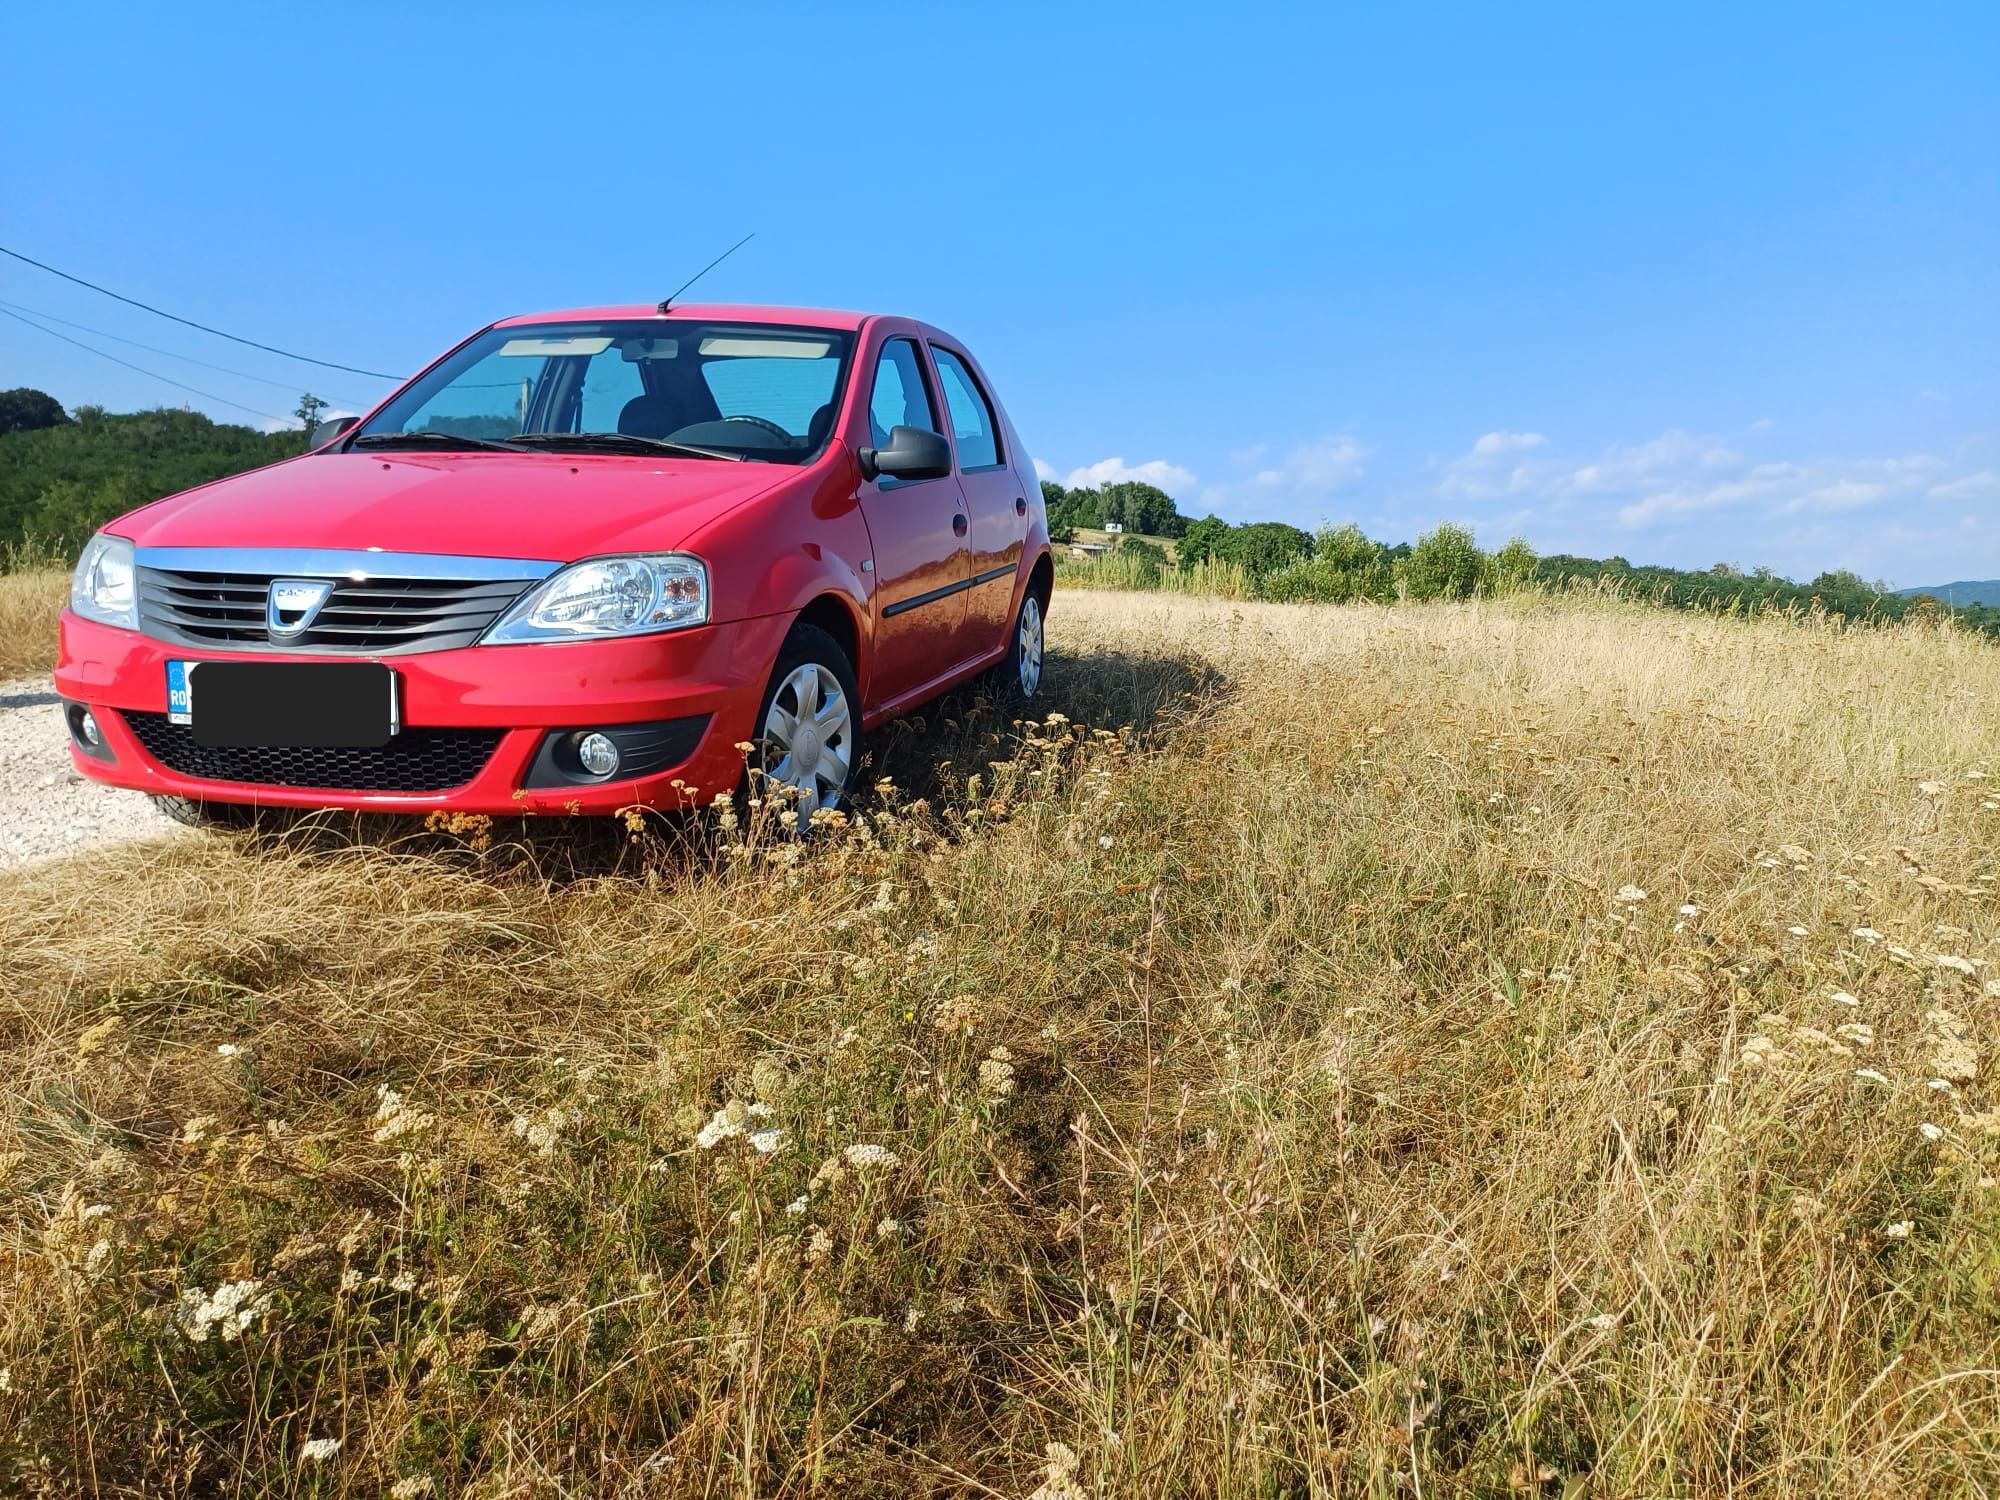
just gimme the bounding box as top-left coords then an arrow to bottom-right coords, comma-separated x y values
0,566 -> 68,680
2,589 -> 1997,1496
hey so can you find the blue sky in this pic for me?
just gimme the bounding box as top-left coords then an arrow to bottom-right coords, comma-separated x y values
3,2 -> 1994,586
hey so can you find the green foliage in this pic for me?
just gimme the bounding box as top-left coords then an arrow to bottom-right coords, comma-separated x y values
1177,514 -> 1231,567
0,407 -> 298,555
1258,523 -> 1394,604
1226,521 -> 1315,577
1400,522 -> 1487,601
0,387 -> 70,436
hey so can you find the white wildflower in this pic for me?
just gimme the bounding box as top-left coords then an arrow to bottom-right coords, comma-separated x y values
177,1279 -> 271,1343
875,1217 -> 902,1239
1917,780 -> 1945,797
1614,885 -> 1648,904
1678,903 -> 1702,917
1854,1068 -> 1890,1086
1787,925 -> 1809,937
1934,954 -> 1980,976
844,1143 -> 897,1169
299,1436 -> 342,1463
216,1043 -> 242,1058
1829,990 -> 1859,1007
389,1479 -> 436,1500
1098,835 -> 1113,849
370,1085 -> 435,1144
978,1046 -> 1017,1100
747,1126 -> 786,1154
1929,1078 -> 1955,1093
1028,1440 -> 1086,1500
1584,1312 -> 1618,1331
1919,1122 -> 1945,1143
785,1195 -> 809,1216
1852,927 -> 1882,944
1883,1220 -> 1913,1239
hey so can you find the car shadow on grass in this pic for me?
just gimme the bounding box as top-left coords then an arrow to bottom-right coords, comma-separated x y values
222,642 -> 1229,879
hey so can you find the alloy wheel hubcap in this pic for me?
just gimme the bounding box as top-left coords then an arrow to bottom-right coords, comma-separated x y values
762,663 -> 852,816
1018,597 -> 1044,697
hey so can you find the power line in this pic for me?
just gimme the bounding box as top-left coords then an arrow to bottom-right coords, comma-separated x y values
0,305 -> 295,425
0,297 -> 371,408
0,243 -> 403,380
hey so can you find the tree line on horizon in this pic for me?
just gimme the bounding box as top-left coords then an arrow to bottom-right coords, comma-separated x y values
1040,477 -> 2000,637
0,390 -> 1991,638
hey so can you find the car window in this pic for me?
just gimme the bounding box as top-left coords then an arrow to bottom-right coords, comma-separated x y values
357,320 -> 853,464
701,349 -> 841,438
930,346 -> 1002,470
578,352 -> 646,433
396,347 -> 543,440
868,338 -> 941,449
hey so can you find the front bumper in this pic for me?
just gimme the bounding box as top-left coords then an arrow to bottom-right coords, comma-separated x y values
54,610 -> 791,814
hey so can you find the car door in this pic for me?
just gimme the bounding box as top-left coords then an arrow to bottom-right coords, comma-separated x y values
930,342 -> 1024,655
854,334 -> 974,707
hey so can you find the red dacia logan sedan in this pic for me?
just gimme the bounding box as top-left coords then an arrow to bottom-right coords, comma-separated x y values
56,304 -> 1051,820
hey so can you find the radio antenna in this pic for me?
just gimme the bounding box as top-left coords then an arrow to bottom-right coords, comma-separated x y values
658,233 -> 755,313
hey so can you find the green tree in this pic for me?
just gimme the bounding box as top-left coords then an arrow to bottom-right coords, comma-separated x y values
295,392 -> 329,446
1230,521 -> 1314,577
1178,514 -> 1232,567
1491,536 -> 1538,589
1400,522 -> 1488,600
0,388 -> 69,436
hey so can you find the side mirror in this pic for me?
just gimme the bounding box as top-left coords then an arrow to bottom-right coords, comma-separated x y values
310,415 -> 359,448
859,425 -> 952,482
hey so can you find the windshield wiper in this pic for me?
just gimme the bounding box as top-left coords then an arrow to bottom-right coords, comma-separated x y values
503,432 -> 746,462
351,430 -> 548,455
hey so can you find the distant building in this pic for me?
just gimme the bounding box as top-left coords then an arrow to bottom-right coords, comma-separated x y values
1068,542 -> 1110,557
1104,521 -> 1124,534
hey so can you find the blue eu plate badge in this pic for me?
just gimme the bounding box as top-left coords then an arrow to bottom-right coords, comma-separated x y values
166,661 -> 193,724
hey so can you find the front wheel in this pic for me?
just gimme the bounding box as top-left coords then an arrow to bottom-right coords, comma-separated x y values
751,623 -> 862,819
994,589 -> 1046,702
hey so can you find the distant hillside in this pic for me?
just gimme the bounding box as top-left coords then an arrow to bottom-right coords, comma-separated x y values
1900,580 -> 2000,607
0,404 -> 298,553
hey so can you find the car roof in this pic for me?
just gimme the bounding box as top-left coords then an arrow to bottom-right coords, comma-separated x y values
494,303 -> 873,332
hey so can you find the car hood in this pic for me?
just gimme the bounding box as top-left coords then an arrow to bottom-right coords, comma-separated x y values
112,451 -> 791,561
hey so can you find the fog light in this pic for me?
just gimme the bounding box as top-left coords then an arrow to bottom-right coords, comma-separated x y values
78,710 -> 102,747
575,732 -> 620,777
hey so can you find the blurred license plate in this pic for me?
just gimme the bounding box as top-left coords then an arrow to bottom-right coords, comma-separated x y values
168,661 -> 399,747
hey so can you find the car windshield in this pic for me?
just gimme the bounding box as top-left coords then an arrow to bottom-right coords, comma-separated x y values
351,320 -> 854,464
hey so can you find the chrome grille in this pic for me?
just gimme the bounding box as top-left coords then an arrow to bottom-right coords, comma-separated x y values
132,547 -> 557,656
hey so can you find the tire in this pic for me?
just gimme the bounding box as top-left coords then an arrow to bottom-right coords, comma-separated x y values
750,623 -> 863,818
991,587 -> 1047,703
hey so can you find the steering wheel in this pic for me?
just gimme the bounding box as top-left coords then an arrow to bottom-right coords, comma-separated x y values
718,415 -> 792,441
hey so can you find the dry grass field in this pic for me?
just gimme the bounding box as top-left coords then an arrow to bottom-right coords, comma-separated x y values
3,588 -> 1997,1496
0,566 -> 68,679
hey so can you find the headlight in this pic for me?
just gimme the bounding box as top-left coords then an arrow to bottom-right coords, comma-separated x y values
481,554 -> 709,643
70,533 -> 138,629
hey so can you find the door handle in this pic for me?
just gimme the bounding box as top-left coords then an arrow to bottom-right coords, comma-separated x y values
1014,496 -> 1028,516
953,513 -> 969,537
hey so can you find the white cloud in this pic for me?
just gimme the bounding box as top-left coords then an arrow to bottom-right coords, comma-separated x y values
1437,430 -> 1547,500
1032,457 -> 1059,484
1062,456 -> 1198,495
1929,470 -> 2000,503
1195,435 -> 1369,519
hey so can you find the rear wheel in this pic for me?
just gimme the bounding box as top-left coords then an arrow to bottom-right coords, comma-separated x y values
993,588 -> 1046,702
751,623 -> 862,819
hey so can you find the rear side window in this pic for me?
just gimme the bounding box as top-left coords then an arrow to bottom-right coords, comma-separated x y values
930,346 -> 1002,470
868,338 -> 940,447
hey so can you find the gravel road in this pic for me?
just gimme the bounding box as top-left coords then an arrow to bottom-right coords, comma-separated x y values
0,679 -> 184,870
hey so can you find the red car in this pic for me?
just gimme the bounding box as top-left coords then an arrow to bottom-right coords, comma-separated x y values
56,304 -> 1051,820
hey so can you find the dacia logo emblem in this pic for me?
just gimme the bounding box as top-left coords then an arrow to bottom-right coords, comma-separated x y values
267,578 -> 334,641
